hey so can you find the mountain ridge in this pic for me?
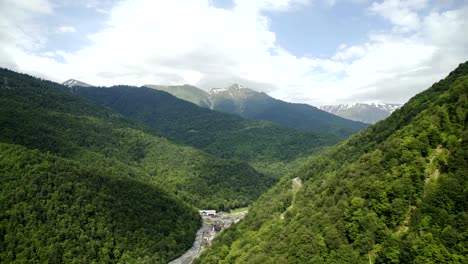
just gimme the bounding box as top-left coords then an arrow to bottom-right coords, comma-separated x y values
144,83 -> 368,137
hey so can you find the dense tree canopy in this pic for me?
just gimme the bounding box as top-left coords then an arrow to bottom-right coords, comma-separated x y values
0,143 -> 200,263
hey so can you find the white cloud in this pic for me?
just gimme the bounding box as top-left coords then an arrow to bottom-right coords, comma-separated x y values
369,0 -> 428,32
57,26 -> 76,33
1,0 -> 468,106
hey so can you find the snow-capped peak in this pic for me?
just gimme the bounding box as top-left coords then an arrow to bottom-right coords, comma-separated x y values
209,84 -> 251,95
62,79 -> 92,88
209,87 -> 228,94
319,103 -> 403,124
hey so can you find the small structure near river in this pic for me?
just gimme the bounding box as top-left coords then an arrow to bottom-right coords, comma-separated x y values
199,210 -> 216,216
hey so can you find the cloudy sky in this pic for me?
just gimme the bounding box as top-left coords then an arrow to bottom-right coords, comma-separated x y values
1,0 -> 467,105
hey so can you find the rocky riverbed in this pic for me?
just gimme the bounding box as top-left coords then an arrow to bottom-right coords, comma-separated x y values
169,210 -> 247,264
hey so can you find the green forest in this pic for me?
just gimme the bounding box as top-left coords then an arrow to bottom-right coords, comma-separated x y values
0,143 -> 200,263
195,62 -> 468,263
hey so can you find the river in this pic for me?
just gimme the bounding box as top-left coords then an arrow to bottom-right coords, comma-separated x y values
169,210 -> 247,264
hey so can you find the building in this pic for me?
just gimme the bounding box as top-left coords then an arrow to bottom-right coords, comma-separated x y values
199,210 -> 216,216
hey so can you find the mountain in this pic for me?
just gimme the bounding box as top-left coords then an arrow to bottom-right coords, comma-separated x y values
196,62 -> 468,263
76,85 -> 341,178
144,83 -> 368,137
320,103 -> 403,124
0,68 -> 288,262
62,78 -> 92,87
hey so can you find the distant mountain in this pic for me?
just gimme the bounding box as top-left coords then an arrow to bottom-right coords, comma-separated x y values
319,103 -> 403,124
144,83 -> 367,137
62,78 -> 92,87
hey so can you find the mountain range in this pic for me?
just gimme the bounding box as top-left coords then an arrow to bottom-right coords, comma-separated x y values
320,103 -> 402,124
144,83 -> 367,137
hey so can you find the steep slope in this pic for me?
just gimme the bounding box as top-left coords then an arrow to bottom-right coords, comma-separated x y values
144,84 -> 211,108
320,103 -> 402,124
145,83 -> 367,137
0,143 -> 199,263
0,68 -> 275,211
196,62 -> 468,263
76,86 -> 341,178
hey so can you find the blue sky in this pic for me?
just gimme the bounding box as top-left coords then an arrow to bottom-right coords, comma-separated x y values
1,0 -> 468,105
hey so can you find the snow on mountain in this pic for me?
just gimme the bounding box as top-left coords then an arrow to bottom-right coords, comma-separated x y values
62,79 -> 92,87
319,103 -> 402,124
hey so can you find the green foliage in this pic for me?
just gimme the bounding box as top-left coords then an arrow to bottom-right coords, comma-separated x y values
0,143 -> 200,263
196,62 -> 468,263
76,86 -> 341,178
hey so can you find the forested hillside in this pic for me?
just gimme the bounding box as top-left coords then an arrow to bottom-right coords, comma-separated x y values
196,62 -> 468,263
0,143 -> 199,263
0,68 -> 276,210
77,86 -> 340,177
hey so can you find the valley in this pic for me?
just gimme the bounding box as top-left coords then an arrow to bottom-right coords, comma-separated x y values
1,61 -> 467,263
2,1 -> 468,263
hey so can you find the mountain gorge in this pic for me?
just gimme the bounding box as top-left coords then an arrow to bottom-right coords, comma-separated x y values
144,83 -> 367,137
196,62 -> 468,263
320,103 -> 402,124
